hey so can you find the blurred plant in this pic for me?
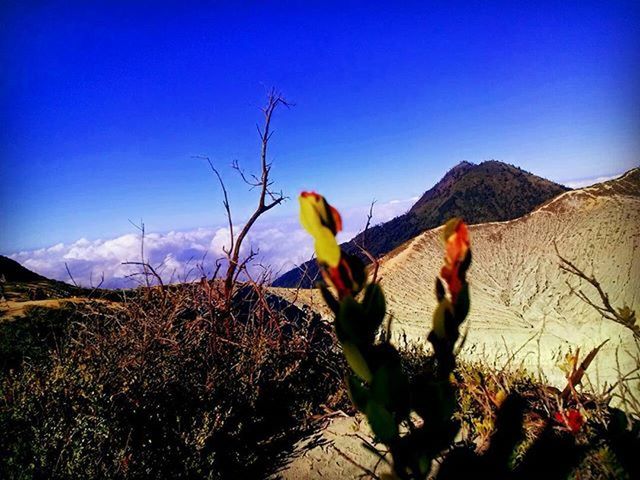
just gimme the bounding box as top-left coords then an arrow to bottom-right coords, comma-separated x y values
301,192 -> 637,479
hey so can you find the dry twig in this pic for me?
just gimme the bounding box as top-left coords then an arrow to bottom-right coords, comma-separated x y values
554,242 -> 639,339
353,199 -> 380,283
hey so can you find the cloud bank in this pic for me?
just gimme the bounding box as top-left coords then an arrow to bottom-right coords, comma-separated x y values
8,198 -> 416,289
562,173 -> 621,189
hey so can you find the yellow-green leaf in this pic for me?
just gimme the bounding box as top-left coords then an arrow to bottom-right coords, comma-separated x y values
343,342 -> 372,383
313,227 -> 341,267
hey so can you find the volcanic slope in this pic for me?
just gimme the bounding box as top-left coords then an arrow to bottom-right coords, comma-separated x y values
377,168 -> 640,388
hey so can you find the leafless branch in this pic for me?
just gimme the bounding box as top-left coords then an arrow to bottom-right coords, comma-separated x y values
193,156 -> 235,259
353,199 -> 380,283
233,246 -> 260,285
555,242 -> 639,339
222,89 -> 291,303
122,261 -> 166,292
561,339 -> 608,400
128,219 -> 151,288
88,271 -> 105,298
64,262 -> 79,288
232,159 -> 261,188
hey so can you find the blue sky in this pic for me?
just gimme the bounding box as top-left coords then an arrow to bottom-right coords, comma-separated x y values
2,1 -> 639,258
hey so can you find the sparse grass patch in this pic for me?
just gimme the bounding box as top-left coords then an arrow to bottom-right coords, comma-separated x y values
0,304 -> 78,371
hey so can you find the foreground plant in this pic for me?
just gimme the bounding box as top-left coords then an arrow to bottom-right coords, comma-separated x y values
300,191 -> 634,479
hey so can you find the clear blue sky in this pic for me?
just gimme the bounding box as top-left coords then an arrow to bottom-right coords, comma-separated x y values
2,1 -> 639,253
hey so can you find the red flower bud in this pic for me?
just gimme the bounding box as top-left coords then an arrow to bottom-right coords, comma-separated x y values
322,257 -> 357,300
554,409 -> 584,433
440,219 -> 470,303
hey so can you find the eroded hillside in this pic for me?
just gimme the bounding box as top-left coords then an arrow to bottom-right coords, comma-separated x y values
378,168 -> 639,388
274,169 -> 639,392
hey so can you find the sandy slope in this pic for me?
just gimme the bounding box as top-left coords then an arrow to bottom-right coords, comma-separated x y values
0,298 -> 80,320
376,169 -> 639,389
0,297 -> 119,320
278,414 -> 394,479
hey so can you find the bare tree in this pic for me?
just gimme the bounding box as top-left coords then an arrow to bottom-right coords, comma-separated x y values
203,89 -> 291,305
122,219 -> 168,301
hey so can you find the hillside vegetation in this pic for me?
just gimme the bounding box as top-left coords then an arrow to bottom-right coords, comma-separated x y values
0,283 -> 349,478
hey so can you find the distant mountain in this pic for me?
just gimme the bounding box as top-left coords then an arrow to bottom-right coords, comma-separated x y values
0,255 -> 109,301
273,160 -> 569,287
0,255 -> 49,283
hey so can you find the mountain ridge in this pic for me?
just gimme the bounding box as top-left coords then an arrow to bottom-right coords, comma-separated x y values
0,255 -> 50,283
374,166 -> 639,388
273,160 -> 569,287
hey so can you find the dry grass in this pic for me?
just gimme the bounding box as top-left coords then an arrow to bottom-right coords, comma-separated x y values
0,280 -> 349,479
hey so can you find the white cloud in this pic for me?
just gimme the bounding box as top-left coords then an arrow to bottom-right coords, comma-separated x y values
7,197 -> 416,289
562,173 -> 621,189
338,196 -> 415,239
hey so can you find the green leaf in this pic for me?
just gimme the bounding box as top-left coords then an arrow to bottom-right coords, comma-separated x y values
435,277 -> 445,302
365,400 -> 398,443
431,299 -> 452,340
371,361 -> 410,416
343,252 -> 367,294
319,283 -> 340,315
337,296 -> 371,344
343,342 -> 372,383
371,363 -> 393,407
363,283 -> 386,333
413,377 -> 456,426
361,344 -> 410,417
334,315 -> 348,343
346,374 -> 370,411
459,249 -> 472,278
418,454 -> 431,476
454,282 -> 470,325
380,474 -> 401,480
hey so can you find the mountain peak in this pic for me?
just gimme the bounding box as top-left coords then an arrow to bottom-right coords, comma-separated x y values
409,160 -> 566,217
442,160 -> 476,177
450,160 -> 476,171
273,161 -> 568,288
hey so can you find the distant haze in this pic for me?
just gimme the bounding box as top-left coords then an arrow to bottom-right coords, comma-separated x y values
7,198 -> 416,288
